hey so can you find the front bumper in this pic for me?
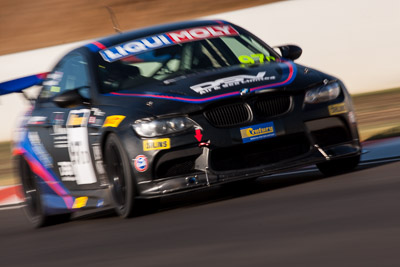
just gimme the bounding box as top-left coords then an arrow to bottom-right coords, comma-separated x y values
133,89 -> 361,198
136,138 -> 361,199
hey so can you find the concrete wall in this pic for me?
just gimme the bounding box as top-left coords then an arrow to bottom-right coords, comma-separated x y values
0,0 -> 399,141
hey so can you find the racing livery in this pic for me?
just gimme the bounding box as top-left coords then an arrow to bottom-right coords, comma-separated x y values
1,20 -> 361,227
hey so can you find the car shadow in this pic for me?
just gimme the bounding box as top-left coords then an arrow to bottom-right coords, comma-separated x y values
75,158 -> 398,222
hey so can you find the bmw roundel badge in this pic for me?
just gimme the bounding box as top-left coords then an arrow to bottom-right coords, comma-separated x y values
240,88 -> 250,96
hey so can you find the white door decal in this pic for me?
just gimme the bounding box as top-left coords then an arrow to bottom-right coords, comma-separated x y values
66,109 -> 97,185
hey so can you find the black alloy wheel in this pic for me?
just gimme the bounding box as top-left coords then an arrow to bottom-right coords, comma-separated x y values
104,133 -> 136,218
18,156 -> 70,228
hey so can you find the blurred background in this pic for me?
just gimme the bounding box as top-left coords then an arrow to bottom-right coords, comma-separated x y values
0,0 -> 399,185
0,0 -> 278,55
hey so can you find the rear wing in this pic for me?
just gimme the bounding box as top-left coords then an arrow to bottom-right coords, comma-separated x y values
0,72 -> 48,96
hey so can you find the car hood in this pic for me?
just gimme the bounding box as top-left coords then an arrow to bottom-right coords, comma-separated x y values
104,61 -> 335,117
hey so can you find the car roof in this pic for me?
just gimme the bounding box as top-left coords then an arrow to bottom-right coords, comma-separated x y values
86,19 -> 234,52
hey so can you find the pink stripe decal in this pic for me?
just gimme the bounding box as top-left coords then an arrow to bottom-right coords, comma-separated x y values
250,62 -> 294,91
110,61 -> 295,103
36,72 -> 49,80
111,91 -> 239,103
13,148 -> 74,209
92,41 -> 106,50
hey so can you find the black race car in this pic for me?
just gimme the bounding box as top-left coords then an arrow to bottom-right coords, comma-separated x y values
2,20 -> 361,227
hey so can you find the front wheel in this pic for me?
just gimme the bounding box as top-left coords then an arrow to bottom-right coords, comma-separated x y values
104,133 -> 137,218
316,154 -> 360,176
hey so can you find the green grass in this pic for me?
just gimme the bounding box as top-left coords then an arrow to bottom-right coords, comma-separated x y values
363,125 -> 400,141
0,141 -> 17,186
352,87 -> 400,141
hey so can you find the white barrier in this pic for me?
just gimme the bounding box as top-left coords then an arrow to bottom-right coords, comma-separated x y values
0,41 -> 86,141
0,0 -> 399,141
204,0 -> 400,93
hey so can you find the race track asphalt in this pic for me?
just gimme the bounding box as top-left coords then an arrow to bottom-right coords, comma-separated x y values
1,159 -> 400,267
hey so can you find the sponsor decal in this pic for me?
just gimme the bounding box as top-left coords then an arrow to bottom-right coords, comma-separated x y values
91,107 -> 105,116
93,144 -> 102,160
51,112 -> 67,135
97,199 -> 104,207
102,115 -> 126,127
328,102 -> 347,115
190,72 -> 276,95
143,138 -> 171,151
240,121 -> 276,143
51,112 -> 68,148
67,113 -> 88,127
50,86 -> 60,92
27,116 -> 47,125
54,135 -> 68,148
66,109 -> 97,185
100,25 -> 238,62
28,132 -> 53,168
43,71 -> 63,87
88,116 -> 96,124
69,140 -> 91,165
95,161 -> 105,176
72,196 -> 88,209
58,161 -> 75,181
89,108 -> 106,126
134,155 -> 148,172
92,144 -> 105,175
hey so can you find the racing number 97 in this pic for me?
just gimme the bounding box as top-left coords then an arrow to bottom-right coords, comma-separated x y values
238,54 -> 276,65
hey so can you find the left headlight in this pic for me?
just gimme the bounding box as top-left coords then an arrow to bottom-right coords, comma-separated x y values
304,82 -> 341,104
133,117 -> 195,137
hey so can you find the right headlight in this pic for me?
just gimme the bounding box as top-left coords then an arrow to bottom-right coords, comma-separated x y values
133,117 -> 195,137
304,82 -> 341,104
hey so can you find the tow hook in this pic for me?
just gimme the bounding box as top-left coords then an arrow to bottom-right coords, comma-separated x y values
198,141 -> 210,148
197,140 -> 211,186
314,144 -> 331,160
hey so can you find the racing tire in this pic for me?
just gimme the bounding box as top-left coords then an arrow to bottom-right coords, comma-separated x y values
316,154 -> 361,176
104,133 -> 137,218
18,157 -> 71,228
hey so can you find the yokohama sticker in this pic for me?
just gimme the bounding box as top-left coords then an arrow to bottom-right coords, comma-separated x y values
134,155 -> 148,172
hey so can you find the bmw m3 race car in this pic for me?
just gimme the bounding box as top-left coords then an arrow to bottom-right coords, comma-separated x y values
1,20 -> 361,227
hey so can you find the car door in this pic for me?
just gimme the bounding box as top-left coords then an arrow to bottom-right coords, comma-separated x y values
33,52 -> 104,191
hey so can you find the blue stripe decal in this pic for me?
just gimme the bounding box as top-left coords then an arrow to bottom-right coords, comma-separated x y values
0,73 -> 47,95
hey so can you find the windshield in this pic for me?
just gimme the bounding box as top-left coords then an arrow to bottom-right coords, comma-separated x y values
96,25 -> 277,93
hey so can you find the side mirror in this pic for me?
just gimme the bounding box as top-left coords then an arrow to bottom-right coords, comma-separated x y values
276,45 -> 302,61
53,88 -> 88,108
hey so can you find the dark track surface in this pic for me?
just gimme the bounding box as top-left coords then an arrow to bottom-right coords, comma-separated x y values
1,158 -> 400,266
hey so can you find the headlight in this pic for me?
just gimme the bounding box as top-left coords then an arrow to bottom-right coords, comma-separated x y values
304,82 -> 341,104
133,117 -> 195,137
